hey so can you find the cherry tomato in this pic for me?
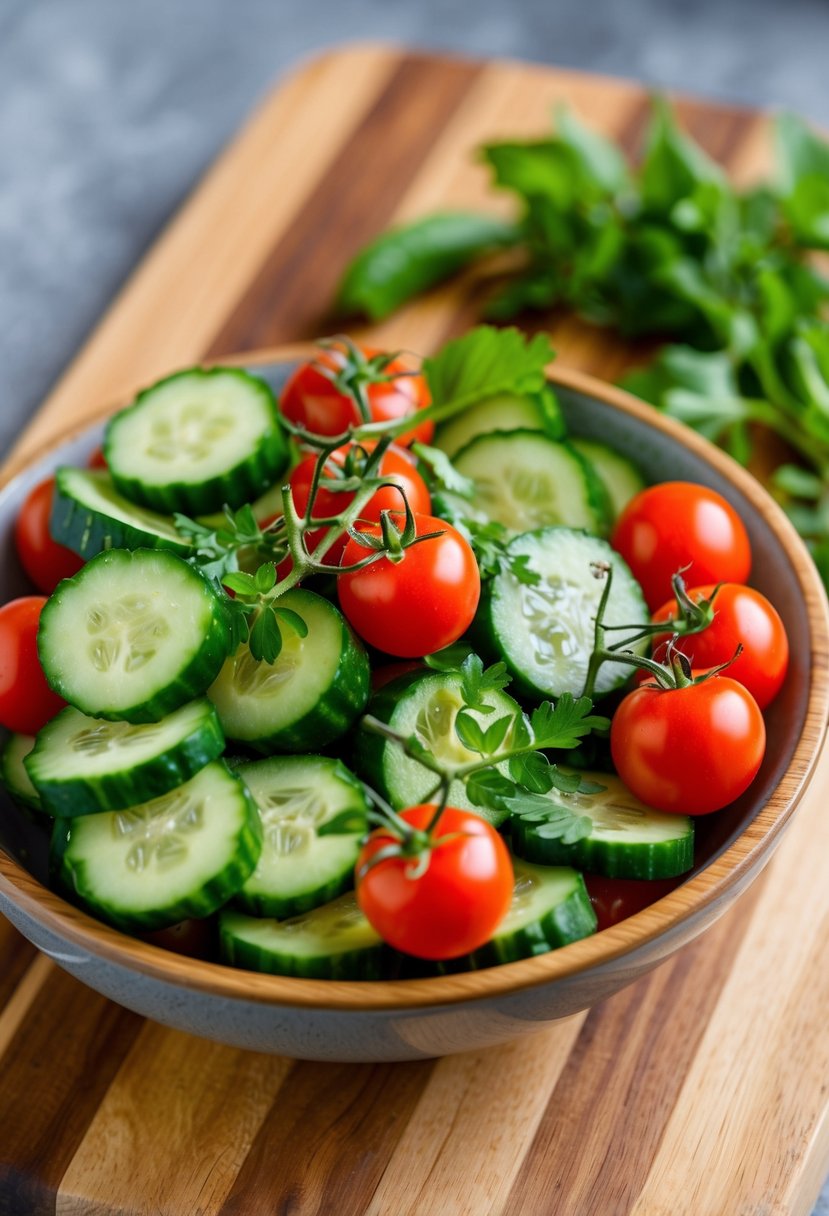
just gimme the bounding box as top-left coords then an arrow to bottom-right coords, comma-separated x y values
289,443 -> 431,563
15,478 -> 84,594
0,597 -> 66,734
356,804 -> 514,959
142,918 -> 215,959
280,345 -> 433,446
371,660 -> 424,691
610,676 -> 765,815
338,512 -> 480,657
652,582 -> 789,710
88,446 -> 108,469
584,874 -> 683,932
611,482 -> 751,610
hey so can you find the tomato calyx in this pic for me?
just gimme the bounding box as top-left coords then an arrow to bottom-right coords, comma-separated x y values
582,562 -> 738,698
311,336 -> 418,427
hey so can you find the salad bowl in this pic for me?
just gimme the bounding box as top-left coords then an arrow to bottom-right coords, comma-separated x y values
0,350 -> 826,1062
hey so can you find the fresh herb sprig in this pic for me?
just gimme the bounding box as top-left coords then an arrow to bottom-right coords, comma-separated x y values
334,100 -> 829,587
175,327 -> 557,661
358,653 -> 609,845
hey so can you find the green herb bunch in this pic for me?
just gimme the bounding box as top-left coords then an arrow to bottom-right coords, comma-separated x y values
336,101 -> 829,586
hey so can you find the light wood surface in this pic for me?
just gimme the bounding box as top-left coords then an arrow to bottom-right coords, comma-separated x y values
1,44 -> 829,1216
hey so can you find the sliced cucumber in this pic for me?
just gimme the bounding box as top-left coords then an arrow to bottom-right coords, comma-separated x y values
104,368 -> 289,514
52,760 -> 262,931
451,431 -> 605,536
26,699 -> 225,817
510,771 -> 694,879
355,669 -> 521,827
439,860 -> 596,972
50,468 -> 191,559
219,891 -> 384,979
477,528 -> 648,699
570,438 -> 646,523
208,589 -> 370,753
434,389 -> 564,459
38,548 -> 231,723
1,734 -> 42,814
235,755 -> 368,917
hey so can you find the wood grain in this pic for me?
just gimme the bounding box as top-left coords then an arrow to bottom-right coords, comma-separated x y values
1,44 -> 829,1216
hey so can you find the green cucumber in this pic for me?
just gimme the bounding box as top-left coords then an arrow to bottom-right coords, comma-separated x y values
0,734 -> 42,814
439,860 -> 597,972
50,467 -> 192,559
235,755 -> 368,917
26,699 -> 225,817
208,589 -> 370,753
52,760 -> 262,931
434,389 -> 564,458
451,430 -> 605,535
355,669 -> 521,827
219,891 -> 384,979
477,528 -> 648,699
510,771 -> 694,880
570,438 -> 646,523
104,367 -> 289,515
38,548 -> 231,723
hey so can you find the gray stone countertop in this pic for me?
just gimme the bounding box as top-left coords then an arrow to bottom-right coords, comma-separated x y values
2,0 -> 829,1210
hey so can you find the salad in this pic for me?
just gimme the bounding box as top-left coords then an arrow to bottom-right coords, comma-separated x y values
0,326 -> 789,978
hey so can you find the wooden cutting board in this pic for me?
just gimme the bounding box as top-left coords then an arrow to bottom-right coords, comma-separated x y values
1,45 -> 828,1216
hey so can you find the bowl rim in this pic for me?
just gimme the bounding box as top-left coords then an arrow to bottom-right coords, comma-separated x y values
1,347 -> 828,1013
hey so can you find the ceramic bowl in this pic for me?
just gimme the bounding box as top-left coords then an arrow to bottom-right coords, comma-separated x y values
1,353 -> 827,1062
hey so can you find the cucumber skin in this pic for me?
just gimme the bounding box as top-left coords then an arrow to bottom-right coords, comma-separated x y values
104,368 -> 290,515
441,875 -> 597,972
0,734 -> 43,816
233,756 -> 368,918
39,549 -> 233,725
51,468 -> 192,559
51,765 -> 263,932
218,912 -> 386,980
473,529 -> 647,702
353,671 -> 509,828
27,701 -> 226,818
510,815 -> 695,880
236,621 -> 371,755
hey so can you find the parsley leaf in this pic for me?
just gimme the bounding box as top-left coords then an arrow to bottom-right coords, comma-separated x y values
423,327 -> 555,422
458,653 -> 512,714
530,694 -> 611,750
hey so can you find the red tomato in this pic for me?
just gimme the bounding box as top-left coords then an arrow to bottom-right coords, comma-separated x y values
611,482 -> 751,610
15,478 -> 84,594
652,583 -> 788,710
289,444 -> 431,563
610,676 -> 765,815
88,446 -> 108,469
338,512 -> 480,657
371,661 -> 424,692
0,598 -> 66,734
280,345 -> 433,446
142,918 -> 215,959
584,874 -> 683,932
356,804 -> 513,959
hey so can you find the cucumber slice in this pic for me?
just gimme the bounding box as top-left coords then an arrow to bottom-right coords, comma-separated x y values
510,771 -> 694,880
26,699 -> 225,817
50,467 -> 192,560
208,589 -> 370,753
219,891 -> 384,979
104,368 -> 289,515
0,734 -> 42,814
434,390 -> 564,459
477,528 -> 648,699
355,670 -> 522,827
570,438 -> 646,523
439,860 -> 597,972
52,760 -> 262,931
235,755 -> 368,917
38,548 -> 231,723
451,431 -> 605,536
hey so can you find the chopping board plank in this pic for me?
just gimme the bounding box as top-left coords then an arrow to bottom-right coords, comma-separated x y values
1,45 -> 827,1216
